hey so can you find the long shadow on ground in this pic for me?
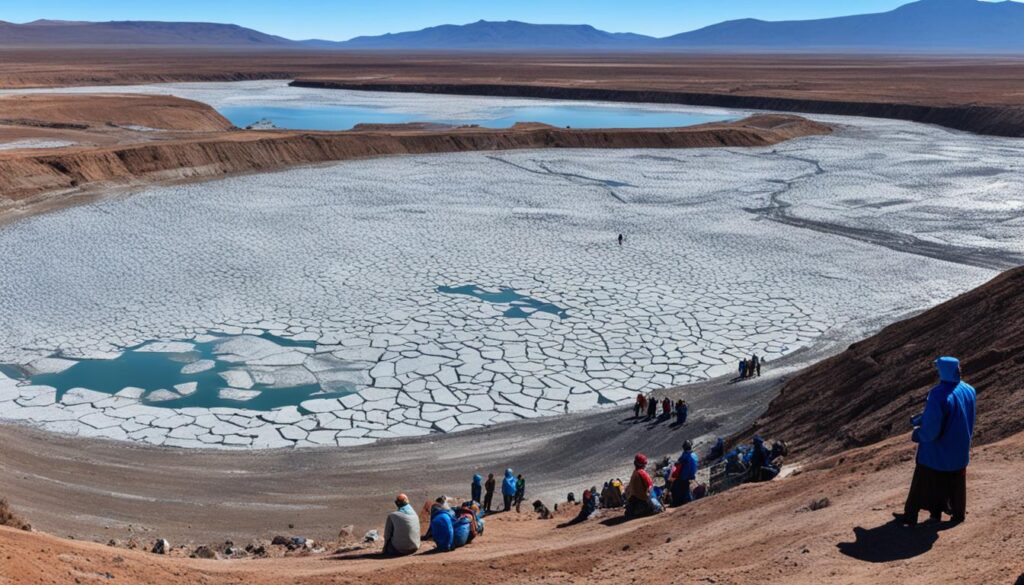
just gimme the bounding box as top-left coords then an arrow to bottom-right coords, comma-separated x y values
836,519 -> 943,562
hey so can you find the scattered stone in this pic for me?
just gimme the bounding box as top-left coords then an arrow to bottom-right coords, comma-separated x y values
363,529 -> 380,542
191,545 -> 219,560
151,539 -> 169,554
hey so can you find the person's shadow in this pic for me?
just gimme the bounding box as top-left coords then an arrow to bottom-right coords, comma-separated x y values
836,520 -> 940,562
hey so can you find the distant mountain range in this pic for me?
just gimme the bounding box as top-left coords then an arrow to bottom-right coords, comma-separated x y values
2,0 -> 1023,52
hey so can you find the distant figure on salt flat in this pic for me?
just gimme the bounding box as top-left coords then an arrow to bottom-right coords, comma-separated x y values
634,392 -> 645,418
618,233 -> 624,246
739,358 -> 748,379
675,399 -> 688,425
646,394 -> 658,419
750,354 -> 760,377
894,356 -> 976,527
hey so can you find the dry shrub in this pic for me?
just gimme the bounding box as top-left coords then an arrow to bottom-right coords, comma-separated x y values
0,497 -> 31,531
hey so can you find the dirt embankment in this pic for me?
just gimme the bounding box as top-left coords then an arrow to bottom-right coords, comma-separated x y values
291,80 -> 1024,138
744,266 -> 1024,459
0,114 -> 829,215
0,93 -> 233,132
1,430 -> 1021,585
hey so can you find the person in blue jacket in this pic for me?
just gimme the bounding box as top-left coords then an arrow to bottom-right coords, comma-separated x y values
471,474 -> 483,504
429,498 -> 456,552
501,469 -> 517,512
672,440 -> 699,506
895,356 -> 976,527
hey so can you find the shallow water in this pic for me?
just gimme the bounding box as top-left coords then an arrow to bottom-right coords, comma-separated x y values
220,103 -> 733,130
19,333 -> 353,411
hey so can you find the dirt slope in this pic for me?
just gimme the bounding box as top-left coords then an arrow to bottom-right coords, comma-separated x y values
0,93 -> 232,132
1,430 -> 1021,585
746,266 -> 1024,459
0,114 -> 829,216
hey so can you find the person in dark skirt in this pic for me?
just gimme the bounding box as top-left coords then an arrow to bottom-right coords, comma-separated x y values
895,356 -> 976,527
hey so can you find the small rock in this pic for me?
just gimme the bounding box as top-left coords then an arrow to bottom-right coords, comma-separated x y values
363,530 -> 380,543
622,544 -> 631,551
151,539 -> 169,555
271,535 -> 290,547
191,545 -> 219,560
665,536 -> 673,543
338,525 -> 355,541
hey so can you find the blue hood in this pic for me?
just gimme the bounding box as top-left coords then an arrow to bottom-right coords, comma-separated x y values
472,474 -> 482,485
936,356 -> 961,383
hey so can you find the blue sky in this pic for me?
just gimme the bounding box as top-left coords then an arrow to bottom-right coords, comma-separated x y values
0,0 -> 980,40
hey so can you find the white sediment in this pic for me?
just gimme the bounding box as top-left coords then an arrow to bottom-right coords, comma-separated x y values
0,85 -> 1021,449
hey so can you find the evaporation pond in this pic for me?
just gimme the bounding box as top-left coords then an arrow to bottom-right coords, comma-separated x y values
18,333 -> 359,411
220,104 -> 734,131
438,285 -> 568,319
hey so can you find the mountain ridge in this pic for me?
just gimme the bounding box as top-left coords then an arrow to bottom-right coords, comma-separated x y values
1,0 -> 1023,52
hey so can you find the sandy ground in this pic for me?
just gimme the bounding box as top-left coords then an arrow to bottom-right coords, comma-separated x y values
0,51 -> 1023,108
2,429 -> 1021,585
0,351 -> 797,545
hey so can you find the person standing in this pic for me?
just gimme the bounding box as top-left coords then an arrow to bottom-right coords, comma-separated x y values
514,474 -> 526,513
634,393 -> 644,418
751,355 -> 760,377
501,469 -> 517,512
739,359 -> 747,379
618,234 -> 624,246
756,357 -> 762,377
672,441 -> 699,506
661,397 -> 671,417
471,474 -> 483,505
675,399 -> 688,426
646,394 -> 658,419
895,357 -> 976,527
483,473 -> 496,513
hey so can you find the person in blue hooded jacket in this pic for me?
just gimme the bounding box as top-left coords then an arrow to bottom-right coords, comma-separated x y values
671,440 -> 699,506
429,499 -> 456,552
471,474 -> 483,505
895,356 -> 976,527
501,469 -> 517,512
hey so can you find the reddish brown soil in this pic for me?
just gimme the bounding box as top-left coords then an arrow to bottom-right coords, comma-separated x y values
2,50 -> 1024,135
747,266 -> 1024,458
0,112 -> 828,219
2,430 -> 1021,585
0,93 -> 232,132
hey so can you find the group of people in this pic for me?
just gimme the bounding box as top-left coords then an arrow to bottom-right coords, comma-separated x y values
382,469 -> 527,556
737,354 -> 763,379
386,355 -> 977,557
633,393 -> 689,426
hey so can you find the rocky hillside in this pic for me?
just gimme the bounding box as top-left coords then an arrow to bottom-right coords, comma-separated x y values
747,266 -> 1024,457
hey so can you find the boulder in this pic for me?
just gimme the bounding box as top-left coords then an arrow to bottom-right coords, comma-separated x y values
151,539 -> 170,554
191,545 -> 219,560
363,529 -> 379,543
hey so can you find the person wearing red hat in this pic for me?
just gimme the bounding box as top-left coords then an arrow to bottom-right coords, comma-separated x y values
625,453 -> 655,519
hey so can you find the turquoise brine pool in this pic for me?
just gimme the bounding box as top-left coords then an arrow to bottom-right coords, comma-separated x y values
12,333 -> 357,411
220,104 -> 734,131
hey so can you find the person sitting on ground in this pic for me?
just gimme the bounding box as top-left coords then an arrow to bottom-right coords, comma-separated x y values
502,468 -> 517,512
672,440 -> 699,506
634,393 -> 644,418
471,501 -> 485,535
383,493 -> 421,556
724,450 -> 747,476
514,473 -> 527,513
662,397 -> 671,417
624,453 -> 655,519
706,437 -> 725,462
483,473 -> 496,513
453,502 -> 478,547
428,497 -> 456,552
675,399 -> 688,426
894,356 -> 976,527
577,488 -> 598,522
748,436 -> 776,482
471,473 -> 483,505
769,440 -> 788,468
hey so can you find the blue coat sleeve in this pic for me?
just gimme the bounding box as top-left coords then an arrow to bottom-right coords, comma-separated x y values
916,388 -> 947,444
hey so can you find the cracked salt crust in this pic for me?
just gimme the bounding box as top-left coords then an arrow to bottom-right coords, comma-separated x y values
0,88 -> 1019,448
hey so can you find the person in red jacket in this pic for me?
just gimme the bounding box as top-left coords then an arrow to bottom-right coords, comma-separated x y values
625,453 -> 655,519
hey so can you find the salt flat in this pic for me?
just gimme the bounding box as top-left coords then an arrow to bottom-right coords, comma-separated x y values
0,89 -> 1021,448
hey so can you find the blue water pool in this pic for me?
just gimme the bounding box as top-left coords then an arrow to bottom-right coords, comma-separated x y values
220,104 -> 733,131
438,285 -> 568,319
